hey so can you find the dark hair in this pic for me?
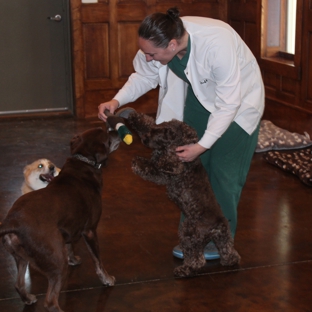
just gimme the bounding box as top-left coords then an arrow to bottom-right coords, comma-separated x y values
138,7 -> 185,48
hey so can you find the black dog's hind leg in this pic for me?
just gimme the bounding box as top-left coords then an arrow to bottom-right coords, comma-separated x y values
173,220 -> 206,277
211,220 -> 241,266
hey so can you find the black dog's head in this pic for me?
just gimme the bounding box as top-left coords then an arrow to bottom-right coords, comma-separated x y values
127,111 -> 155,146
70,127 -> 120,167
127,111 -> 198,148
128,111 -> 199,174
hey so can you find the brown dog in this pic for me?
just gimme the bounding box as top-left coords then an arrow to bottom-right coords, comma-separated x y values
0,127 -> 120,312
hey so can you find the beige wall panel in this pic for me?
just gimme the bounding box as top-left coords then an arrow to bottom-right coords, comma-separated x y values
244,21 -> 257,57
229,19 -> 243,38
118,22 -> 141,78
118,0 -> 146,3
263,71 -> 278,91
71,0 -> 229,118
156,0 -> 183,3
83,23 -> 110,80
308,33 -> 312,102
281,77 -> 297,97
81,5 -> 109,23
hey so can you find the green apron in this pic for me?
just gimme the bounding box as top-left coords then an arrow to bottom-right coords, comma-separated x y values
168,36 -> 259,236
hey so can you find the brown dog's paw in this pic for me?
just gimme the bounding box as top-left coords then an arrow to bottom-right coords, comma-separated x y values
68,255 -> 82,266
104,275 -> 115,286
23,293 -> 37,305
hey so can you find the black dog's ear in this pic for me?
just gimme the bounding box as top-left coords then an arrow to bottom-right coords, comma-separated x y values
156,148 -> 184,175
108,131 -> 121,153
178,122 -> 198,145
127,111 -> 156,135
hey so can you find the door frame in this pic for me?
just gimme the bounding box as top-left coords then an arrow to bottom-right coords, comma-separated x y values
0,0 -> 74,119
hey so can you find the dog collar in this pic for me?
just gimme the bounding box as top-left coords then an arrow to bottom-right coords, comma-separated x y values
72,154 -> 102,169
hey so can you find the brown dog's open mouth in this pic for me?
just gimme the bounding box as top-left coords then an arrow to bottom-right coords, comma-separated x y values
39,174 -> 55,183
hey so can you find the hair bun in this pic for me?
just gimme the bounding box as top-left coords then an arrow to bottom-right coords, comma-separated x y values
167,7 -> 180,20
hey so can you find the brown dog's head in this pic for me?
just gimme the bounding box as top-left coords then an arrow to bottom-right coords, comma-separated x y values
70,127 -> 120,167
128,112 -> 199,174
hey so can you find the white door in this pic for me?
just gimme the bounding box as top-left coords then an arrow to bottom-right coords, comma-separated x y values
0,0 -> 73,115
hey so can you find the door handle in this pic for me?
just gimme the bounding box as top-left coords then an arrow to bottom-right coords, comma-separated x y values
48,14 -> 62,22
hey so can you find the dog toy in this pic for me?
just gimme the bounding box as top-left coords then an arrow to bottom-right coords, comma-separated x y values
105,109 -> 133,145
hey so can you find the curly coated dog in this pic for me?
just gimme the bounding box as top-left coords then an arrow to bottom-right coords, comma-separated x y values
0,127 -> 120,312
127,111 -> 241,277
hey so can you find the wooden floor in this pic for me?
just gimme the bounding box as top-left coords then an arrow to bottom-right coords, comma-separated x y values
0,116 -> 312,312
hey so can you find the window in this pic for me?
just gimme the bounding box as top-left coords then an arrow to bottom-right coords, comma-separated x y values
286,0 -> 296,54
261,0 -> 297,62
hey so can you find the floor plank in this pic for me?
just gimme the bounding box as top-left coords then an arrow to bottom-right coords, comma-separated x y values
0,116 -> 311,311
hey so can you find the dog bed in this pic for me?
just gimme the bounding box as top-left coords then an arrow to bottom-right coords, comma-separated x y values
263,148 -> 312,186
256,120 -> 312,153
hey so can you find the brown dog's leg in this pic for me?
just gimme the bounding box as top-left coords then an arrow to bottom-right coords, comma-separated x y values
3,234 -> 37,305
42,246 -> 68,312
82,230 -> 115,286
44,269 -> 67,312
15,256 -> 38,305
66,243 -> 82,266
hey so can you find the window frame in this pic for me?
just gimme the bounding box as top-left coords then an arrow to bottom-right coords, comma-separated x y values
260,0 -> 302,80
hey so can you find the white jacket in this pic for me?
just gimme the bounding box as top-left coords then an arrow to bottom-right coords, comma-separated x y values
114,16 -> 265,149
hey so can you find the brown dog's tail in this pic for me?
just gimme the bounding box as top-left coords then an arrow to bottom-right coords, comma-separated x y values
0,221 -> 19,237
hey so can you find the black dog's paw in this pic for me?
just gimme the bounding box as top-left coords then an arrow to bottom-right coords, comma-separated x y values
220,249 -> 241,266
174,265 -> 196,278
131,156 -> 150,176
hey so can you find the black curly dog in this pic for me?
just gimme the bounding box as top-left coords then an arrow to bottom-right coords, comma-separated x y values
127,111 -> 240,277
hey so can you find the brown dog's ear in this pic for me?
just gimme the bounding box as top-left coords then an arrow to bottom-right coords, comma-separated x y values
108,131 -> 121,153
94,152 -> 107,165
156,148 -> 184,175
70,135 -> 83,155
94,130 -> 120,164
